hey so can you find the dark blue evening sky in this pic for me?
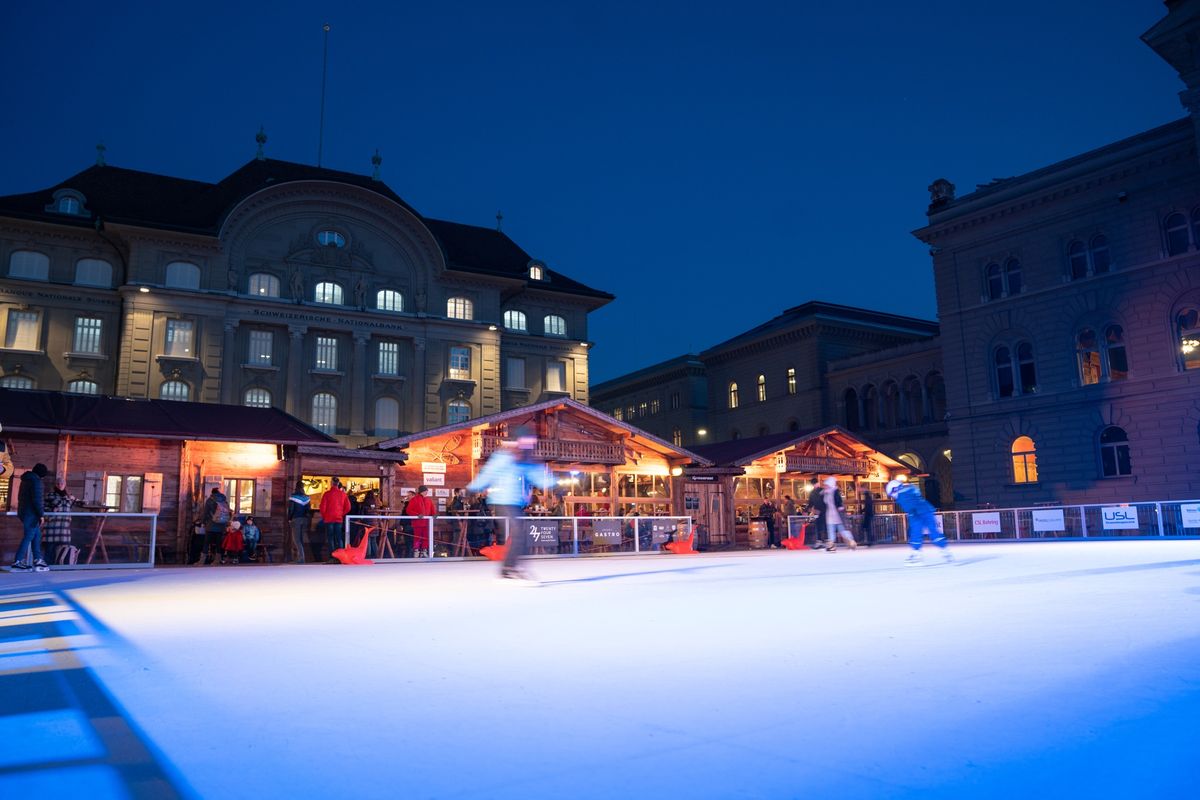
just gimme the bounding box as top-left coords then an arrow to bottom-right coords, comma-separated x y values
1,1 -> 1181,382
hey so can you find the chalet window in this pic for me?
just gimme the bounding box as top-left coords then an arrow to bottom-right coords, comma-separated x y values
105,474 -> 143,512
223,478 -> 256,516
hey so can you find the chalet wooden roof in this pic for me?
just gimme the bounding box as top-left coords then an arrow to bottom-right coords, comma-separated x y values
687,427 -> 909,471
0,387 -> 338,445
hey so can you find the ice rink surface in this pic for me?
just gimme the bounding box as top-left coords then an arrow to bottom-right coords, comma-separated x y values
3,540 -> 1199,799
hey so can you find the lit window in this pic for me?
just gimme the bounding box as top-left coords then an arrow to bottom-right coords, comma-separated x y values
447,399 -> 471,424
729,382 -> 739,409
757,374 -> 766,402
1011,436 -> 1038,483
249,273 -> 280,297
105,475 -> 143,513
315,282 -> 343,305
639,401 -> 648,417
650,398 -> 660,415
4,310 -> 39,350
787,367 -> 796,395
315,336 -> 338,371
374,397 -> 400,437
1165,212 -> 1189,256
544,315 -> 566,337
75,258 -> 112,287
66,380 -> 98,395
248,330 -> 273,366
672,428 -> 682,446
244,388 -> 271,408
1077,328 -> 1101,386
529,264 -> 544,280
1178,307 -> 1200,371
222,478 -> 256,516
312,393 -> 337,433
378,341 -> 399,375
0,376 -> 33,389
160,380 -> 190,401
376,290 -> 403,312
164,320 -> 194,357
1099,426 -> 1132,477
165,261 -> 200,290
547,361 -> 567,393
73,317 -> 102,354
503,310 -> 527,331
505,357 -> 526,389
8,250 -> 49,281
613,407 -> 624,421
447,297 -> 473,320
449,346 -> 471,380
317,230 -> 346,248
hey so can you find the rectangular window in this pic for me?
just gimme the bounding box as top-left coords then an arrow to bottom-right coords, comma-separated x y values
505,357 -> 526,388
315,336 -> 338,370
104,475 -> 143,513
164,319 -> 194,357
449,346 -> 470,380
546,361 -> 566,393
378,341 -> 399,375
5,310 -> 40,350
73,317 -> 102,354
248,330 -> 273,366
670,392 -> 680,410
223,478 -> 256,516
787,368 -> 797,395
650,398 -> 660,415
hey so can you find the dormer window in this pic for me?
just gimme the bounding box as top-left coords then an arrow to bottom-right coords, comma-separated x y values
58,197 -> 81,214
47,189 -> 88,217
529,264 -> 544,280
317,230 -> 346,248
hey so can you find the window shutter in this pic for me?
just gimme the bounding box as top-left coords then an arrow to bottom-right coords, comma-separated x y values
142,472 -> 163,512
202,475 -> 223,496
254,478 -> 272,516
83,471 -> 104,505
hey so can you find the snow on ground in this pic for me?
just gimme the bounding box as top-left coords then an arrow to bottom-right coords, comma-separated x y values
4,540 -> 1199,799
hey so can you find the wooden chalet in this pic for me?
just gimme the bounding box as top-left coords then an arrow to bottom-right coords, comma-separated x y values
685,427 -> 911,547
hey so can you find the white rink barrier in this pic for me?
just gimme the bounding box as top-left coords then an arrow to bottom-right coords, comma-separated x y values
4,511 -> 160,569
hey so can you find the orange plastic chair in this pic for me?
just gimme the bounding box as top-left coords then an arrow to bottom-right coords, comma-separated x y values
663,530 -> 698,555
479,542 -> 508,562
781,522 -> 809,550
332,526 -> 375,565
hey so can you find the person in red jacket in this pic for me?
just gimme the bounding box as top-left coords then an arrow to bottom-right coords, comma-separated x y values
405,485 -> 436,557
319,477 -> 352,562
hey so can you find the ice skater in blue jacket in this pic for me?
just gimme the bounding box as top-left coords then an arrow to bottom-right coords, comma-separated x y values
885,479 -> 953,566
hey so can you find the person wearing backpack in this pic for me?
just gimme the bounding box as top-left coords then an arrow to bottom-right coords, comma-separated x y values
199,486 -> 232,565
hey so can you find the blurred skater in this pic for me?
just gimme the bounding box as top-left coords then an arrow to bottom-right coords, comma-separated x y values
886,479 -> 953,566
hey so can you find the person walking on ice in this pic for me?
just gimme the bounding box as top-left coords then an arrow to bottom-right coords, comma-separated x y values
885,478 -> 953,566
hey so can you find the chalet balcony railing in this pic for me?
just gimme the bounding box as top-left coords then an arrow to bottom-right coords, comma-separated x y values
475,434 -> 625,464
777,453 -> 872,475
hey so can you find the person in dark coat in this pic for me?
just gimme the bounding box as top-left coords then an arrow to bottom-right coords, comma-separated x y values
13,463 -> 51,572
859,485 -> 876,547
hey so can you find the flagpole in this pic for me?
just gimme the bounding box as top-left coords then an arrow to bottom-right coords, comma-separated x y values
318,23 -> 330,167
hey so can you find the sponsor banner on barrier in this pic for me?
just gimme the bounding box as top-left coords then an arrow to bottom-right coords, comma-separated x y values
1033,508 -> 1065,533
650,520 -> 678,545
526,521 -> 559,546
1101,506 -> 1139,530
972,512 -> 1002,535
934,515 -> 945,534
593,519 -> 623,544
1181,504 -> 1200,529
421,473 -> 445,486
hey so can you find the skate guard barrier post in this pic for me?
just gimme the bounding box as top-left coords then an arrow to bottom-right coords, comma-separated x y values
345,514 -> 695,561
3,510 -> 160,570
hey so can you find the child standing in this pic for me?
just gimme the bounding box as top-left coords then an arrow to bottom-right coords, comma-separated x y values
241,517 -> 262,562
220,520 -> 244,564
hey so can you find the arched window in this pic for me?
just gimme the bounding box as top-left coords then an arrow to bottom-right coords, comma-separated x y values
994,346 -> 1014,398
544,315 -> 566,337
671,428 -> 682,447
374,397 -> 400,437
248,273 -> 280,297
1165,212 -> 1189,256
1004,258 -> 1022,296
985,263 -> 1003,300
312,393 -> 337,433
1106,325 -> 1128,381
902,376 -> 924,424
1177,307 -> 1200,371
1017,342 -> 1037,394
881,381 -> 900,428
9,250 -> 49,281
244,388 -> 271,408
861,385 -> 878,430
1090,236 -> 1110,275
447,398 -> 471,424
1077,328 -> 1101,386
56,196 -> 81,215
376,290 -> 403,312
447,297 -> 473,320
843,388 -> 860,430
1068,241 -> 1088,280
1099,426 -> 1131,477
66,379 -> 98,395
529,264 -> 544,280
756,374 -> 766,402
0,376 -> 34,389
898,452 -> 924,471
728,382 -> 739,409
926,372 -> 946,421
314,282 -> 343,305
1011,436 -> 1038,483
503,310 -> 526,331
317,230 -> 346,248
160,380 -> 190,402
165,261 -> 200,290
75,258 -> 112,287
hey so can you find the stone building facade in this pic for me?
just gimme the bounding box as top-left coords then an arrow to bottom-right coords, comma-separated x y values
0,153 -> 611,446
